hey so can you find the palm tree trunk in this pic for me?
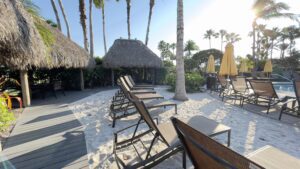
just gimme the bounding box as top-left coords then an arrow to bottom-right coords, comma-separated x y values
145,0 -> 154,46
89,0 -> 94,57
126,0 -> 131,39
270,40 -> 274,60
174,0 -> 188,101
220,36 -> 223,52
79,0 -> 88,51
58,0 -> 71,39
50,0 -> 61,31
101,5 -> 107,53
252,21 -> 256,68
209,37 -> 211,49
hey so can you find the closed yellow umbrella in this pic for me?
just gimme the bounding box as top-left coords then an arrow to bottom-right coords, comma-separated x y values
239,60 -> 248,73
206,55 -> 215,73
264,59 -> 273,73
219,43 -> 238,76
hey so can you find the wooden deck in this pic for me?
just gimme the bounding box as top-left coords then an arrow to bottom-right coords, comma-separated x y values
0,88 -> 107,169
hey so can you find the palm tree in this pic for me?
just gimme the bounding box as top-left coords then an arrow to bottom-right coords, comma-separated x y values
219,29 -> 227,52
225,33 -> 241,44
264,27 -> 280,59
204,29 -> 218,49
174,0 -> 188,101
184,40 -> 199,57
94,0 -> 108,54
284,26 -> 300,56
252,0 -> 296,65
116,0 -> 131,39
170,43 -> 176,55
89,0 -> 94,57
279,43 -> 289,58
79,0 -> 88,51
58,0 -> 71,39
145,0 -> 155,46
50,0 -> 62,31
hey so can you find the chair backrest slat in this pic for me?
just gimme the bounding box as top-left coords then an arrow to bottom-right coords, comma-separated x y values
172,118 -> 265,169
128,75 -> 136,86
231,77 -> 247,92
249,80 -> 277,98
124,75 -> 134,89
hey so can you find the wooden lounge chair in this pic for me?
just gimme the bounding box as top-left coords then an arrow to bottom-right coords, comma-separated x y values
242,80 -> 289,114
113,94 -> 231,168
125,75 -> 154,90
110,78 -> 175,127
120,76 -> 156,94
279,80 -> 300,120
172,117 -> 300,169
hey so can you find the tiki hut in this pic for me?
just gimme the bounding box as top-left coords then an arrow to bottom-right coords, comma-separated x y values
0,0 -> 94,106
103,39 -> 163,86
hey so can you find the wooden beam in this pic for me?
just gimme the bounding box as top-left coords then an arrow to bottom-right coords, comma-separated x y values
80,69 -> 84,90
111,69 -> 115,87
20,70 -> 30,107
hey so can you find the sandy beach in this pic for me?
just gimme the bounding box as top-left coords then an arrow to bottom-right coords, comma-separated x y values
69,86 -> 300,169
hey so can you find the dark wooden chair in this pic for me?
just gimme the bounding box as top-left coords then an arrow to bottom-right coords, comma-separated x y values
171,117 -> 264,169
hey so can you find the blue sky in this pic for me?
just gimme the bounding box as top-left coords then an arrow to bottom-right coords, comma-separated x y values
33,0 -> 299,58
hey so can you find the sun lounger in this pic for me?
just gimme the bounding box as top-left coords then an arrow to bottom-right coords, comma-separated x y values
229,76 -> 250,105
279,80 -> 300,120
110,78 -> 175,127
123,75 -> 155,90
242,80 -> 289,114
217,75 -> 231,101
127,75 -> 154,88
113,94 -> 231,168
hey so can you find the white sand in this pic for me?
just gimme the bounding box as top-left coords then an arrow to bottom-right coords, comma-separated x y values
69,86 -> 300,169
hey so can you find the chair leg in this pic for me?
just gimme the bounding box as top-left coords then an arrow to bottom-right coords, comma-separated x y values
146,133 -> 158,159
182,150 -> 186,169
175,105 -> 177,114
227,130 -> 231,147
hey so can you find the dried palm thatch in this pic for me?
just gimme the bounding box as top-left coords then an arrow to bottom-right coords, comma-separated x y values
0,0 -> 47,70
0,0 -> 94,70
103,39 -> 163,68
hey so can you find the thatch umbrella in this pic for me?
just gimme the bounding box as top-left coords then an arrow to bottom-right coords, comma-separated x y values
103,39 -> 163,86
0,0 -> 94,106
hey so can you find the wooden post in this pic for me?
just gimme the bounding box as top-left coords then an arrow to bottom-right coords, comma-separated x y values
111,69 -> 114,87
152,68 -> 155,85
20,70 -> 31,107
80,69 -> 84,90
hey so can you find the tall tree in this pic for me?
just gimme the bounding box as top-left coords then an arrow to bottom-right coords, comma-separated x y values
284,26 -> 300,56
204,29 -> 218,49
219,29 -> 227,52
252,0 -> 296,66
89,0 -> 94,57
79,0 -> 88,51
158,41 -> 173,60
169,43 -> 176,55
145,0 -> 155,46
58,0 -> 71,39
50,0 -> 62,31
94,0 -> 108,53
184,40 -> 199,57
116,0 -> 131,39
225,32 -> 241,44
174,0 -> 188,101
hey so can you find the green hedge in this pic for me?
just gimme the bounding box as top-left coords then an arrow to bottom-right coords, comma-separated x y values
166,72 -> 205,93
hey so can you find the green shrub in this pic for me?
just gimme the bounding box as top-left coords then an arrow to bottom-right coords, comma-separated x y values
0,98 -> 15,132
166,72 -> 205,93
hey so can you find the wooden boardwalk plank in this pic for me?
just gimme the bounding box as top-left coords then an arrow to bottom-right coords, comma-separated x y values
0,89 -> 107,169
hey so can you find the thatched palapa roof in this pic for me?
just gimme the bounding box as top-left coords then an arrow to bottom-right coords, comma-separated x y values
103,39 -> 163,68
0,0 -> 94,70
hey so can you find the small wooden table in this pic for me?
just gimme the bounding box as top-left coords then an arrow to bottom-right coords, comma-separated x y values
247,145 -> 300,169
